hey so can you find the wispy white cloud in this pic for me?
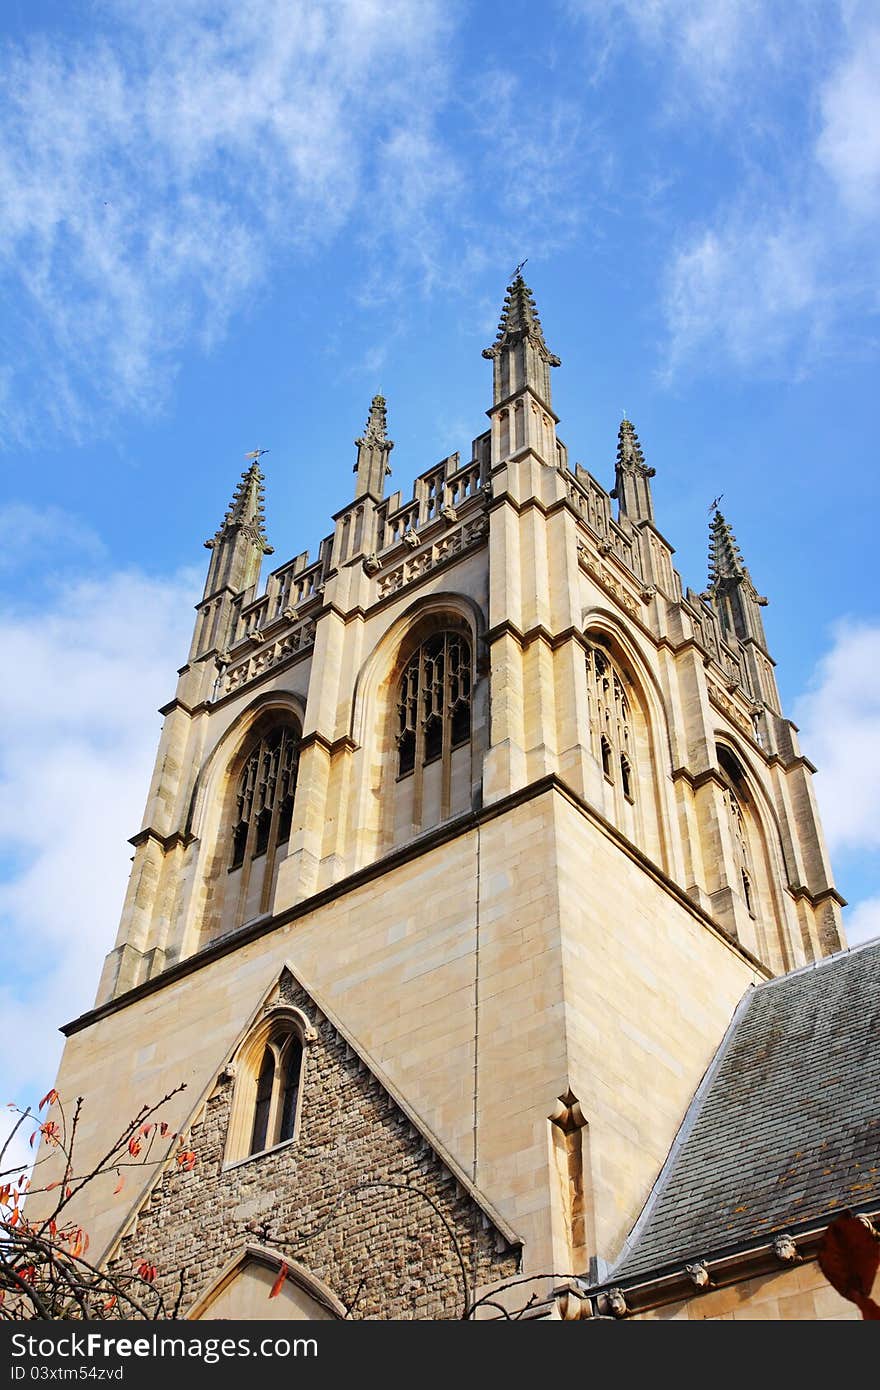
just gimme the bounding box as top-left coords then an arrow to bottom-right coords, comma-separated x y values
0,503 -> 106,572
567,1 -> 879,379
843,896 -> 880,947
661,215 -> 829,381
792,619 -> 880,948
816,17 -> 880,218
0,0 -> 454,442
567,0 -> 801,113
794,619 -> 880,852
0,565 -> 199,1123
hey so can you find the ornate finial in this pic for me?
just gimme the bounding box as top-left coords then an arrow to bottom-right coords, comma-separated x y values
616,416 -> 655,478
353,394 -> 393,498
708,508 -> 767,603
709,493 -> 724,513
509,257 -> 528,283
708,508 -> 745,585
205,457 -> 273,555
482,274 -> 561,367
355,395 -> 389,450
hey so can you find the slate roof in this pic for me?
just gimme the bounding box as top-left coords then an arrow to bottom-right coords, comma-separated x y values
614,937 -> 880,1282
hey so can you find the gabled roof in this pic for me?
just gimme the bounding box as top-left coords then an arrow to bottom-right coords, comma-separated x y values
613,938 -> 880,1282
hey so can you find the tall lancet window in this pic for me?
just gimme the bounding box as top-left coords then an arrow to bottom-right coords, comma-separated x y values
392,629 -> 473,837
248,1032 -> 303,1156
718,747 -> 761,923
586,645 -> 635,802
583,638 -> 659,854
227,723 -> 300,925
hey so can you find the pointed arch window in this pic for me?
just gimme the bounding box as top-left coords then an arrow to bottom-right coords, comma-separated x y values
248,1032 -> 303,1155
230,726 -> 299,871
718,746 -> 761,923
586,644 -> 635,800
396,632 -> 472,779
224,1007 -> 313,1166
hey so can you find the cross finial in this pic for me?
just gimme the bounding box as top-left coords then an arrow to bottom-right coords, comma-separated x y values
509,258 -> 528,282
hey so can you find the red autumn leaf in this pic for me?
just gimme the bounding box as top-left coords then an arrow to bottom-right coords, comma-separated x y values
139,1123 -> 154,1138
159,1122 -> 169,1137
0,1185 -> 10,1204
39,1089 -> 59,1111
817,1214 -> 880,1319
41,1121 -> 60,1146
8,1207 -> 20,1227
65,1186 -> 73,1200
103,1295 -> 117,1312
19,1265 -> 36,1284
137,1261 -> 157,1283
128,1138 -> 141,1157
176,1150 -> 196,1171
113,1174 -> 125,1195
69,1228 -> 89,1258
44,1182 -> 59,1192
269,1262 -> 288,1299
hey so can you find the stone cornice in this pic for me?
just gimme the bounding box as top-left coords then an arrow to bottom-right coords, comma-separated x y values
298,731 -> 359,757
128,827 -> 196,853
157,697 -> 194,718
575,1207 -> 880,1319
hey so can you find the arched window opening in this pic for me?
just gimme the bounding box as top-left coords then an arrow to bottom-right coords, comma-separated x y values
396,632 -> 472,779
620,753 -> 633,802
229,726 -> 299,869
247,1031 -> 304,1157
586,644 -> 635,802
718,746 -> 760,922
601,735 -> 613,780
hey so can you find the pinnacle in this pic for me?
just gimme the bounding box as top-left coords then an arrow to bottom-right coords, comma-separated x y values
482,274 -> 561,365
708,509 -> 745,586
617,417 -> 646,470
356,394 -> 389,447
207,459 -> 273,553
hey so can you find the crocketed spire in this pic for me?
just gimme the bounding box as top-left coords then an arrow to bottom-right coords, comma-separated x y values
482,274 -> 560,411
612,415 -> 655,523
353,393 -> 394,500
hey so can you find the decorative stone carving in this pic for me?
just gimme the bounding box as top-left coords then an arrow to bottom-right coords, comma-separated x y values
606,1287 -> 627,1317
440,503 -> 458,524
708,685 -> 753,737
686,1260 -> 710,1287
772,1233 -> 798,1263
402,529 -> 420,549
363,552 -> 382,576
554,1286 -> 592,1320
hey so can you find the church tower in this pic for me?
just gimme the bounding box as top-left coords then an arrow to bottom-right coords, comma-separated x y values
45,276 -> 846,1319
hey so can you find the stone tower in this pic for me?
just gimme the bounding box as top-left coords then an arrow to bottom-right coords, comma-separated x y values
46,276 -> 845,1319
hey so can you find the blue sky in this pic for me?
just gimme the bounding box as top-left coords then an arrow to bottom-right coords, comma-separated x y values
1,0 -> 879,1125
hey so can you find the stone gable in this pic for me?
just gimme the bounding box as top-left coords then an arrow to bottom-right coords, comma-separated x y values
108,973 -> 521,1319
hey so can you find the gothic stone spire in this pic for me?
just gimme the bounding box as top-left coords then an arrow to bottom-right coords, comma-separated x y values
707,508 -> 769,650
353,394 -> 394,500
203,459 -> 273,601
482,274 -> 561,411
611,416 -> 656,523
